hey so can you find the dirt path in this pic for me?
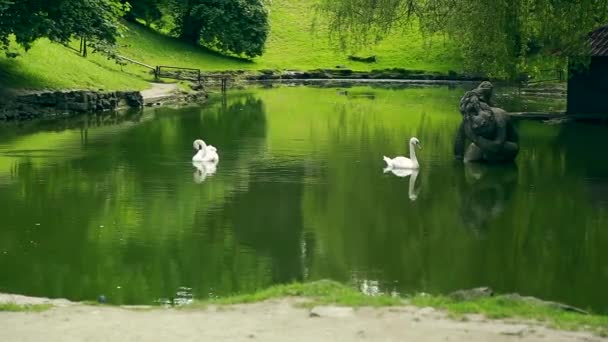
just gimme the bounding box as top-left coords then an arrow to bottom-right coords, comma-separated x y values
140,82 -> 179,105
0,297 -> 604,342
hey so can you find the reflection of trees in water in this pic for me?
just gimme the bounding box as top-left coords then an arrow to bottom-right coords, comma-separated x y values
202,165 -> 306,286
0,109 -> 145,145
301,108 -> 459,291
0,95 -> 272,304
302,116 -> 608,313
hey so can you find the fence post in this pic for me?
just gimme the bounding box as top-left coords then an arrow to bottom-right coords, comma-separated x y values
82,37 -> 88,57
154,66 -> 160,81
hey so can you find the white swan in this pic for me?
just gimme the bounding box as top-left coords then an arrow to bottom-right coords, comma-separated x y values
383,137 -> 422,169
192,139 -> 219,163
192,160 -> 217,183
383,168 -> 420,201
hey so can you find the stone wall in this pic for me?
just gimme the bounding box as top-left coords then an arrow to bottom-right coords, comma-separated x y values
0,90 -> 144,121
242,68 -> 486,82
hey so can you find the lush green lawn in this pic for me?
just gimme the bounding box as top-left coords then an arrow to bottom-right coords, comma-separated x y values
0,0 -> 463,91
0,39 -> 151,92
119,0 -> 462,72
257,0 -> 462,71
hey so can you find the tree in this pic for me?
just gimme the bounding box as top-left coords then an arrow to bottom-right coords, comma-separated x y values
317,0 -> 608,77
123,0 -> 163,26
171,0 -> 269,58
0,0 -> 128,55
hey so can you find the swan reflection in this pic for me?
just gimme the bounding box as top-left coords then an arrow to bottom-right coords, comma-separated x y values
193,161 -> 218,183
383,167 -> 420,201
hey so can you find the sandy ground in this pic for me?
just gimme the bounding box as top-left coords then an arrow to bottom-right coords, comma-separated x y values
0,294 -> 605,342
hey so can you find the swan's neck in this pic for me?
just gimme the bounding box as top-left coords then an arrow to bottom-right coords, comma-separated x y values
409,142 -> 418,165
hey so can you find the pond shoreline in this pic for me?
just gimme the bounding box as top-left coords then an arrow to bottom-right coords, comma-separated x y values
1,288 -> 606,342
221,68 -> 488,83
0,82 -> 207,122
0,280 -> 608,341
1,78 -> 574,123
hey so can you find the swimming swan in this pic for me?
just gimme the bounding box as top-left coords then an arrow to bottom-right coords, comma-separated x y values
383,137 -> 422,169
192,139 -> 219,163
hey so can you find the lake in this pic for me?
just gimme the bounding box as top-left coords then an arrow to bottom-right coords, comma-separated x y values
0,84 -> 607,313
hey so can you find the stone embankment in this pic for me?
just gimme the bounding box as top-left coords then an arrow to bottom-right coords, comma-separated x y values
230,68 -> 487,82
0,90 -> 143,121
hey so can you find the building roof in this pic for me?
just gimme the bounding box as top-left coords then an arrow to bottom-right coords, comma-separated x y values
590,25 -> 608,56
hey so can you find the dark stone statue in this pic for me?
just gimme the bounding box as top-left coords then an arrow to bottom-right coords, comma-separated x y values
454,81 -> 519,162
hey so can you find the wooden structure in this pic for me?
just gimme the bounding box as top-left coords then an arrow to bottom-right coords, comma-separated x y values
155,66 -> 231,93
62,42 -> 232,93
156,66 -> 202,85
567,25 -> 608,114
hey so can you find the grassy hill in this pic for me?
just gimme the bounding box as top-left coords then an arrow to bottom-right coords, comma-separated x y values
0,0 -> 463,91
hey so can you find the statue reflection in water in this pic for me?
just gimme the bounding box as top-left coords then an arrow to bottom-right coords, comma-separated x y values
453,81 -> 520,237
383,167 -> 420,201
460,163 -> 518,238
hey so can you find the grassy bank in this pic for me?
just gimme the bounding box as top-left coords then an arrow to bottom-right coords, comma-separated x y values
0,0 -> 462,91
0,303 -> 52,312
186,281 -> 608,336
1,281 -> 606,336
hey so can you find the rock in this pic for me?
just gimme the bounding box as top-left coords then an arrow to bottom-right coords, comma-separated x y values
449,287 -> 493,301
0,90 -> 147,121
499,324 -> 529,336
501,294 -> 590,315
309,306 -> 354,318
67,102 -> 90,112
0,293 -> 72,306
418,307 -> 436,315
348,55 -> 377,63
190,83 -> 205,91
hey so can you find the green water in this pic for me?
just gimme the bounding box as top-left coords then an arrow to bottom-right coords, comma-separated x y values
0,84 -> 606,313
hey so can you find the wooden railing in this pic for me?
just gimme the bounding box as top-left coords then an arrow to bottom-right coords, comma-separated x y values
111,53 -> 232,93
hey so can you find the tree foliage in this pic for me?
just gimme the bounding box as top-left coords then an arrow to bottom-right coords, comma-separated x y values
0,0 -> 10,11
0,0 -> 128,55
123,0 -> 163,26
317,0 -> 608,77
170,0 -> 269,58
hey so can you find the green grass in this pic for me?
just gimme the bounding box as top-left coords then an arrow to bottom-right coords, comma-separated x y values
0,0 -> 463,91
179,280 -> 608,335
1,281 -> 606,335
0,38 -> 151,92
120,0 -> 462,72
183,280 -> 403,309
410,294 -> 608,335
0,303 -> 52,312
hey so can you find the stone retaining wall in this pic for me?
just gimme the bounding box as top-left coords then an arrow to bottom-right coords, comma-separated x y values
240,68 -> 487,82
0,90 -> 144,121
